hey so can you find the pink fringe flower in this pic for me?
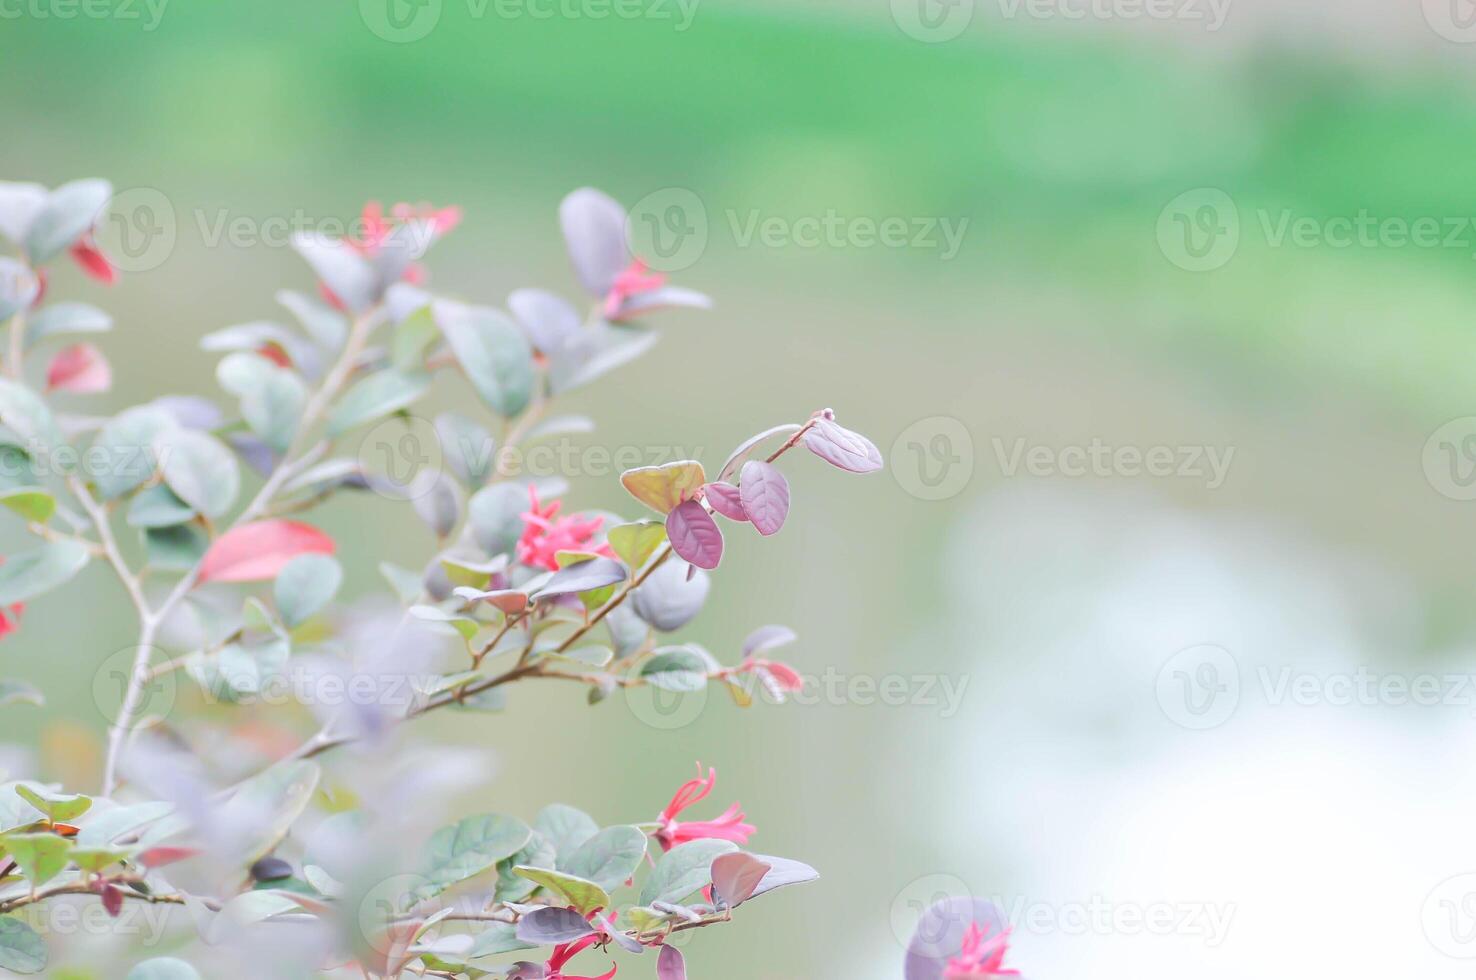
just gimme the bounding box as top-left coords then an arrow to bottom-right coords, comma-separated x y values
544,933 -> 616,980
655,764 -> 756,853
943,923 -> 1019,979
602,259 -> 665,319
516,486 -> 614,572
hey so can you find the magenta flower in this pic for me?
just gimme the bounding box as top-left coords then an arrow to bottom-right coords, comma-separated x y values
655,764 -> 756,853
318,199 -> 461,309
516,485 -> 615,572
601,258 -> 665,319
545,933 -> 616,980
943,923 -> 1019,979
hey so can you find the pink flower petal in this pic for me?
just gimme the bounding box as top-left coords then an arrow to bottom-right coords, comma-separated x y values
198,519 -> 336,583
46,343 -> 111,393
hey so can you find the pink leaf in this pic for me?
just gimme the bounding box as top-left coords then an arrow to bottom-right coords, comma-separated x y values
665,499 -> 723,570
803,418 -> 883,473
46,342 -> 111,393
738,460 -> 789,536
657,944 -> 687,980
703,481 -> 748,522
198,519 -> 336,583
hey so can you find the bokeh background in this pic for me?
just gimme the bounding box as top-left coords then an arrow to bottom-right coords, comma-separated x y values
7,0 -> 1476,976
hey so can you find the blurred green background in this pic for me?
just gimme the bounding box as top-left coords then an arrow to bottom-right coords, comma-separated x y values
6,1 -> 1476,976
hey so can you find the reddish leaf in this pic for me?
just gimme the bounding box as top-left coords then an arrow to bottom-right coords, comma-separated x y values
665,500 -> 723,570
803,418 -> 883,473
657,944 -> 687,980
711,851 -> 772,908
703,482 -> 748,522
738,461 -> 789,536
100,882 -> 123,917
138,845 -> 200,868
198,520 -> 336,583
46,342 -> 111,393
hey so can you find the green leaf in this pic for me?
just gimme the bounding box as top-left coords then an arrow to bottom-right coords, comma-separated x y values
145,524 -> 206,570
466,922 -> 536,959
92,405 -> 176,499
14,785 -> 91,822
639,839 -> 739,906
0,540 -> 90,605
619,461 -> 705,515
0,916 -> 46,974
468,482 -> 532,557
218,760 -> 320,866
25,179 -> 109,263
217,352 -> 307,452
511,866 -> 611,915
277,289 -> 346,352
495,830 -> 556,903
436,413 -> 497,488
379,560 -> 423,604
0,380 -> 63,452
639,647 -> 711,693
155,429 -> 240,519
2,832 -> 73,886
25,301 -> 112,345
409,604 -> 479,640
274,553 -> 342,627
125,483 -> 194,529
561,826 -> 648,891
433,303 -> 534,418
391,304 -> 439,371
68,846 -> 133,873
419,814 -> 533,899
607,521 -> 667,570
327,369 -> 429,436
535,804 -> 599,866
0,488 -> 53,523
0,680 -> 42,708
125,958 -> 201,980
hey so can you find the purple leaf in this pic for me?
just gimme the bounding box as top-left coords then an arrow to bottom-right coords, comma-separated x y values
738,460 -> 790,536
803,418 -> 883,474
657,944 -> 687,980
743,625 -> 797,658
559,188 -> 629,296
533,557 -> 628,599
508,288 -> 582,354
904,897 -> 1009,980
665,500 -> 723,570
593,912 -> 644,954
703,482 -> 748,522
516,906 -> 596,945
711,852 -> 772,909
